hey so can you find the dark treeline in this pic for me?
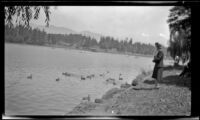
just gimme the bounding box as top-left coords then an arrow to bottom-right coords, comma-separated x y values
5,24 -> 170,57
98,36 -> 155,55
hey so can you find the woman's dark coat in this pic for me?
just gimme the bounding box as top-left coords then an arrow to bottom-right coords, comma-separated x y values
152,49 -> 164,81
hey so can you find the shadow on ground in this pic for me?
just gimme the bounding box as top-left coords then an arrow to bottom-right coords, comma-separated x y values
163,65 -> 184,71
131,87 -> 159,90
143,65 -> 191,90
144,75 -> 191,90
143,80 -> 155,85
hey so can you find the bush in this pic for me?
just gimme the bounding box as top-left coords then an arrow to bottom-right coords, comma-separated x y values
131,80 -> 138,86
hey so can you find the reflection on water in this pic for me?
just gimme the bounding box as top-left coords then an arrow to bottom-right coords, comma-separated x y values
5,43 -> 165,115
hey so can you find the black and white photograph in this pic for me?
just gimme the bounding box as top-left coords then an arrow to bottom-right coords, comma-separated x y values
4,5 -> 191,116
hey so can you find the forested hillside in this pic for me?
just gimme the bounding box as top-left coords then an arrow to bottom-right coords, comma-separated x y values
5,25 -> 170,57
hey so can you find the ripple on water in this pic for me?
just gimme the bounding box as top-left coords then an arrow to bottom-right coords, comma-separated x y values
5,43 -> 154,115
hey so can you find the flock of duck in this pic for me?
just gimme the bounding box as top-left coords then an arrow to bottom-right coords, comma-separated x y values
26,71 -> 124,85
26,71 -> 126,103
80,73 -> 124,102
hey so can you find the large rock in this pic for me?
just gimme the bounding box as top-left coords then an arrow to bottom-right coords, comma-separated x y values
102,88 -> 122,100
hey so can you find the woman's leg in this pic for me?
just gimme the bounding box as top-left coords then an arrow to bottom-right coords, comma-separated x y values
158,68 -> 163,82
154,78 -> 158,88
155,68 -> 163,88
152,67 -> 159,88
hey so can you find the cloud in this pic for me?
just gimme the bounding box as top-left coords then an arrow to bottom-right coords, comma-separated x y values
32,6 -> 172,47
141,33 -> 149,37
159,33 -> 168,39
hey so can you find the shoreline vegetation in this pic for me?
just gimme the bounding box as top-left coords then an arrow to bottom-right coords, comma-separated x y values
67,67 -> 191,116
5,24 -> 172,60
5,42 -> 173,60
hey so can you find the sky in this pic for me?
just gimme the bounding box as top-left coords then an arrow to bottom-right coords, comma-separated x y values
31,6 -> 173,47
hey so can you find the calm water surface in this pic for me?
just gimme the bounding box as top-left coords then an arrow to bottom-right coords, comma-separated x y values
5,43 -> 171,115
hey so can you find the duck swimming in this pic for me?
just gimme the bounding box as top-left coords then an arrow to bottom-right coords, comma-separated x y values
62,72 -> 71,76
119,73 -> 123,80
56,78 -> 60,81
81,76 -> 86,80
86,74 -> 95,79
27,74 -> 32,79
82,94 -> 91,101
99,74 -> 104,77
86,75 -> 92,79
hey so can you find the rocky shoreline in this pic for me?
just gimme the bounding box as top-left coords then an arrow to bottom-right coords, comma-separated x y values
66,67 -> 191,116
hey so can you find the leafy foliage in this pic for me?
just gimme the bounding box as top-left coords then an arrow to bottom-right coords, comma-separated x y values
4,6 -> 51,27
167,6 -> 191,62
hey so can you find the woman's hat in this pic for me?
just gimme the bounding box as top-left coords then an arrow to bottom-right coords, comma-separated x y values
155,42 -> 162,49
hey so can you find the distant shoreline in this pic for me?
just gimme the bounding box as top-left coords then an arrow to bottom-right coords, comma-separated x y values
5,42 -> 173,60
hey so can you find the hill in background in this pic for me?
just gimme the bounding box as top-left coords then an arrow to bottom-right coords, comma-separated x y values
30,23 -> 103,42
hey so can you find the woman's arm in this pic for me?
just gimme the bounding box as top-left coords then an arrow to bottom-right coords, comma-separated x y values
153,51 -> 163,63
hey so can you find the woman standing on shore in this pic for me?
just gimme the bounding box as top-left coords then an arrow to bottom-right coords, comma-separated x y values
152,42 -> 164,88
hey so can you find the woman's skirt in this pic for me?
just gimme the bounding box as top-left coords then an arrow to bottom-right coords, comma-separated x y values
152,66 -> 163,81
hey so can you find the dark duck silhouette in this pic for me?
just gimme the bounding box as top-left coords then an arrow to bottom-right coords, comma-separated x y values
82,94 -> 91,101
119,73 -> 123,80
86,74 -> 95,79
27,74 -> 32,79
81,76 -> 86,80
56,78 -> 60,82
99,73 -> 105,77
62,72 -> 71,76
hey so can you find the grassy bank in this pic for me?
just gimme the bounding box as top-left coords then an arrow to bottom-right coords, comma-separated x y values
67,66 -> 191,116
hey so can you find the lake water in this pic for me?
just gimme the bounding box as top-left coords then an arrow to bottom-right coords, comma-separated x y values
5,43 -> 172,115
